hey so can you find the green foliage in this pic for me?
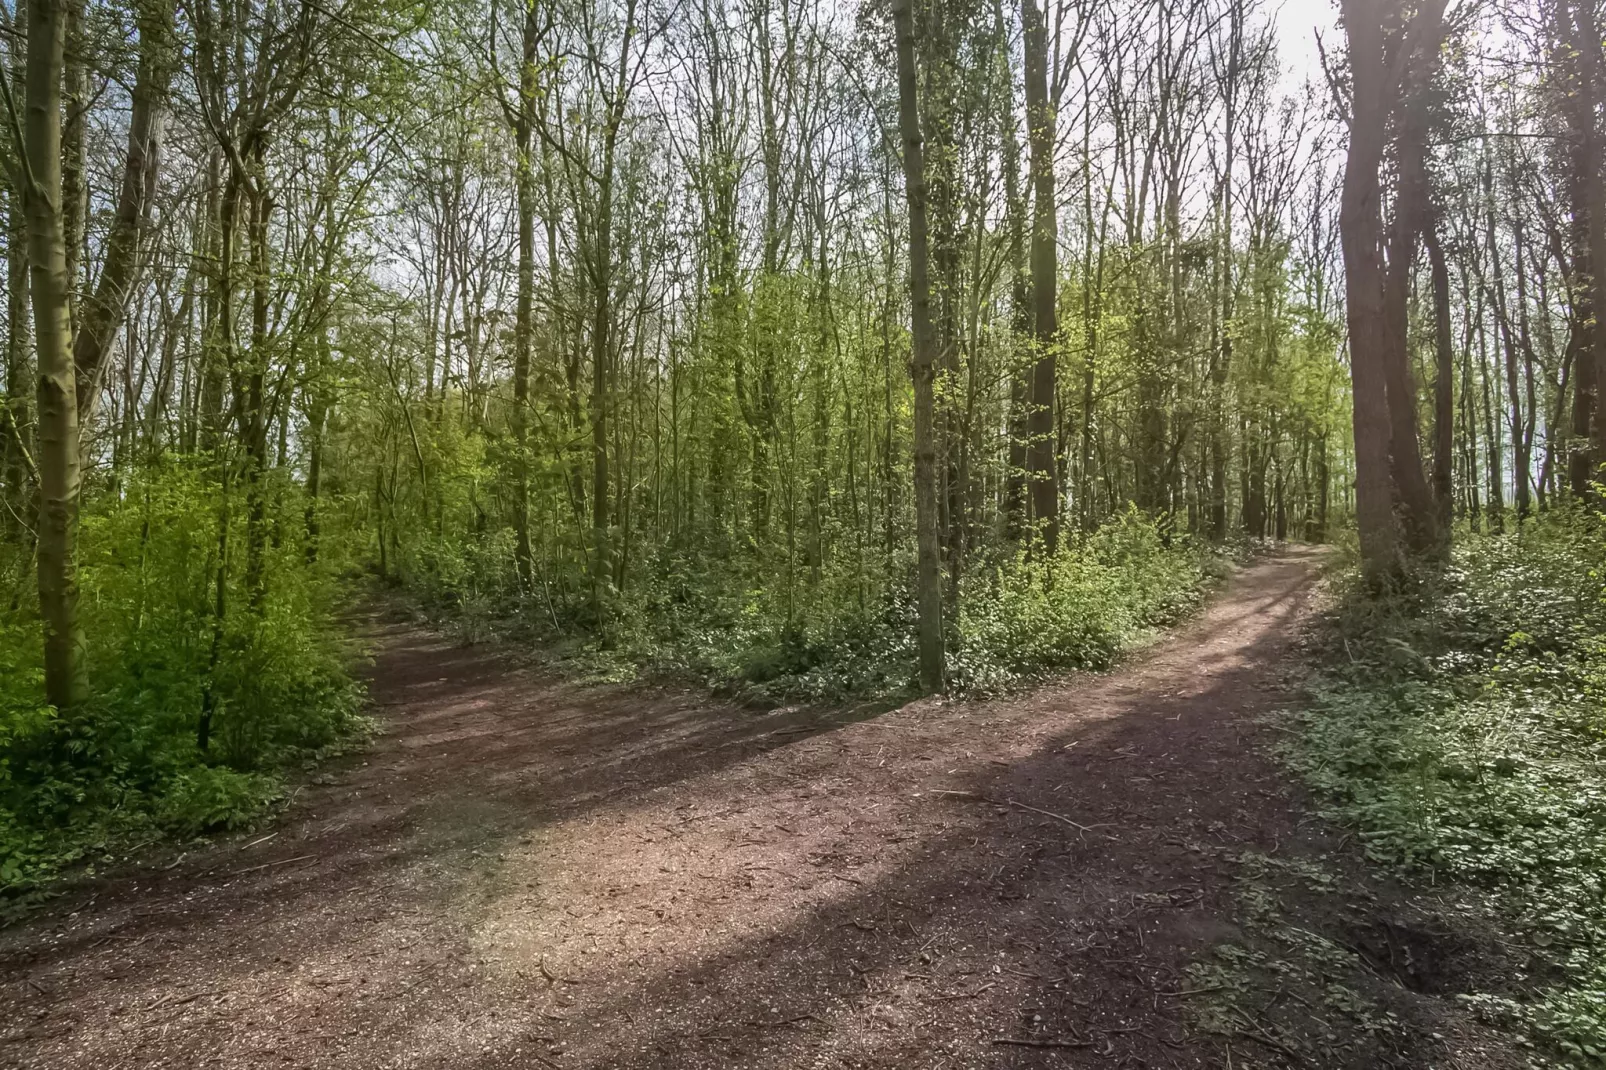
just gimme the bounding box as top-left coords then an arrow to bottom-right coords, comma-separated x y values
0,462 -> 363,892
154,766 -> 284,839
1289,509 -> 1606,1066
950,509 -> 1211,692
394,504 -> 1210,702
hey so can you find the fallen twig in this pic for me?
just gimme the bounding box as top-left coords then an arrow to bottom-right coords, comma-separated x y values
1219,1010 -> 1305,1063
746,1013 -> 818,1028
538,957 -> 581,986
224,854 -> 314,878
935,980 -> 996,1000
991,1037 -> 1094,1049
928,789 -> 1112,838
1156,984 -> 1225,997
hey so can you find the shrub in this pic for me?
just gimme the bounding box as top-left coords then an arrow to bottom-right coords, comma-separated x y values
949,508 -> 1210,693
0,461 -> 363,893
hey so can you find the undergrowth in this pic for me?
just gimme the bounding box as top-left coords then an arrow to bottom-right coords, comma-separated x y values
0,463 -> 366,900
1289,508 -> 1606,1066
407,507 -> 1215,701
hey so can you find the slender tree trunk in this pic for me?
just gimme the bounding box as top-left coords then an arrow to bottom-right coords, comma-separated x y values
1479,304 -> 1505,531
1457,267 -> 1482,528
586,0 -> 638,613
60,0 -> 83,324
1513,220 -> 1538,518
304,326 -> 329,563
199,153 -> 227,452
4,182 -> 33,535
892,0 -> 944,693
999,4 -> 1029,537
1425,223 -> 1455,528
1022,0 -> 1058,548
241,157 -> 271,610
510,5 -> 539,591
72,0 -> 175,420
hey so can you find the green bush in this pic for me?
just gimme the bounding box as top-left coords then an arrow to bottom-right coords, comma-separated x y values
1290,508 -> 1606,1065
0,461 -> 363,892
950,508 -> 1210,693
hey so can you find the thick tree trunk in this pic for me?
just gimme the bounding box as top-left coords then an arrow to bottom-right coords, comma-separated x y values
1573,0 -> 1606,479
892,0 -> 944,693
1338,0 -> 1401,581
23,0 -> 87,710
1382,87 -> 1440,553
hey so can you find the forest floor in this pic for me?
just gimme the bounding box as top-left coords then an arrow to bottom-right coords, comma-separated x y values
0,549 -> 1524,1069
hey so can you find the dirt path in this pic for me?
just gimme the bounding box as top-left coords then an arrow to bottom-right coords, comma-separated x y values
0,550 -> 1500,1068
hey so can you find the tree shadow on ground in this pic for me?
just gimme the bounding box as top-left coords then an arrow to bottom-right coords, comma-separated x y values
0,551 -> 1503,1069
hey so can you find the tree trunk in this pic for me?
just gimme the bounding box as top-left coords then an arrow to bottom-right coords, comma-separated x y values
1479,308 -> 1505,531
198,153 -> 227,452
60,0 -> 84,323
1425,223 -> 1455,528
511,5 -> 539,591
72,0 -> 174,420
1573,0 -> 1606,478
892,0 -> 944,693
241,153 -> 271,610
23,0 -> 87,710
3,181 -> 33,536
1022,0 -> 1058,548
1338,0 -> 1401,581
586,0 -> 638,612
999,1 -> 1029,538
1382,81 -> 1440,553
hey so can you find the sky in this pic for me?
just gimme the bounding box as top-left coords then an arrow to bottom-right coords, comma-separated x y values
1272,0 -> 1341,90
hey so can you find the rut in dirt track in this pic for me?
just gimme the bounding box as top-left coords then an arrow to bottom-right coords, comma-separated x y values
1,549 -> 1325,1069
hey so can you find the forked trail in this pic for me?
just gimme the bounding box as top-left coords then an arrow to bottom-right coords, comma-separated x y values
0,550 -> 1495,1068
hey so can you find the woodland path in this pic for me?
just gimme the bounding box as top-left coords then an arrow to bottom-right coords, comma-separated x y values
0,549 -> 1505,1069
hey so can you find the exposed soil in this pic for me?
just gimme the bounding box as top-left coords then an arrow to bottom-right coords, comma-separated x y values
0,549 -> 1519,1068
